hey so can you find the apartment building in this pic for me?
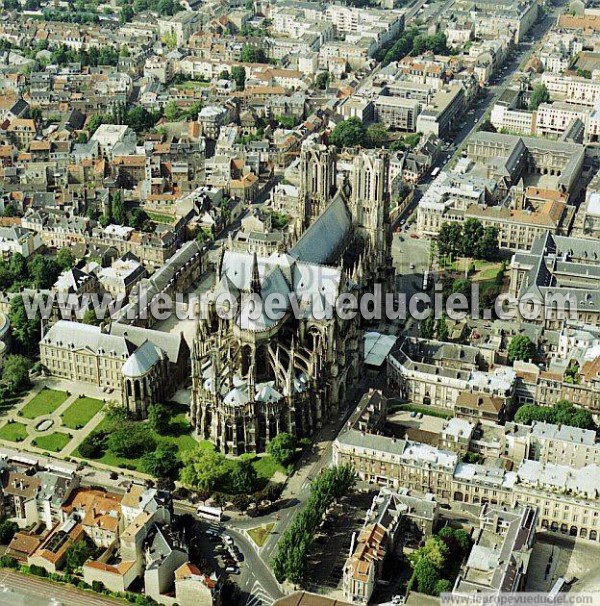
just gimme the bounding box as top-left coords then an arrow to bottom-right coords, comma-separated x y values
416,83 -> 466,139
452,504 -> 536,596
387,337 -> 515,414
374,96 -> 421,131
503,421 -> 600,469
343,488 -> 438,605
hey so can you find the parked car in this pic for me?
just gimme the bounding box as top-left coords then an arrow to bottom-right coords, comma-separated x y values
226,566 -> 240,575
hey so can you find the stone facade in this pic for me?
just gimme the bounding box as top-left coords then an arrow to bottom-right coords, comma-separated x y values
190,143 -> 393,454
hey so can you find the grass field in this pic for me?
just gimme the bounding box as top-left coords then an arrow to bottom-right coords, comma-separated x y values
391,403 -> 452,420
61,397 -> 104,429
146,211 -> 175,224
21,389 -> 68,419
173,80 -> 209,90
252,455 -> 286,481
77,404 -> 200,471
0,421 -> 28,442
248,523 -> 275,547
33,432 -> 71,452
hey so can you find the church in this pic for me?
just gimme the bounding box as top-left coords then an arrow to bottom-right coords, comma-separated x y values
190,138 -> 394,454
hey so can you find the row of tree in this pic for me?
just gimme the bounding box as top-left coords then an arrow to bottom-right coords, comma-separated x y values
437,219 -> 500,262
40,44 -> 121,69
0,249 -> 75,293
78,406 -> 183,480
85,104 -> 162,136
378,28 -> 451,67
514,399 -> 595,430
329,117 -> 403,149
272,465 -> 356,584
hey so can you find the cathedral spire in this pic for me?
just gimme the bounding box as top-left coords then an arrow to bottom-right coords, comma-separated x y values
250,251 -> 261,295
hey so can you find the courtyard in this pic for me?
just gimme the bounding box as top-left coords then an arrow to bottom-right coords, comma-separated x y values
0,383 -> 107,457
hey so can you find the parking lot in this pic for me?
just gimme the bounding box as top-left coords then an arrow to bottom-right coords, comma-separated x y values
304,491 -> 377,596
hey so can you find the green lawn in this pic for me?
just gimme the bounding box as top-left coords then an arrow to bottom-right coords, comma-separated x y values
0,421 -> 28,442
252,455 -> 286,481
61,397 -> 104,429
173,80 -> 209,90
33,432 -> 71,453
248,523 -> 275,547
77,404 -> 200,471
20,389 -> 68,419
393,403 -> 452,420
146,211 -> 175,224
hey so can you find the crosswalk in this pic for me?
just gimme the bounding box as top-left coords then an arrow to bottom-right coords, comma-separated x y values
244,580 -> 275,606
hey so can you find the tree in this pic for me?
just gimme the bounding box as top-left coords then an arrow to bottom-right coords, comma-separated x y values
28,254 -> 60,289
231,66 -> 246,91
107,422 -> 156,458
451,278 -> 471,299
476,226 -> 499,261
2,355 -> 32,392
56,248 -> 76,271
111,191 -> 126,226
529,83 -> 550,111
9,296 -> 39,356
330,117 -> 366,148
65,540 -> 92,572
460,218 -> 484,256
141,442 -> 180,479
163,100 -> 183,122
78,432 -> 107,458
366,123 -> 388,148
129,208 -> 147,229
148,403 -> 170,435
0,520 -> 18,544
514,400 -> 595,429
229,459 -> 258,494
120,4 -> 134,22
413,558 -> 440,595
9,253 -> 28,281
157,0 -> 176,15
507,334 -> 536,364
85,113 -> 106,134
315,71 -> 330,90
266,432 -> 297,465
185,100 -> 203,121
420,313 -> 435,339
180,445 -> 230,492
436,317 -> 449,341
240,45 -> 266,63
83,308 -> 102,326
435,579 -> 452,595
436,222 -> 463,259
126,106 -> 158,133
576,68 -> 592,79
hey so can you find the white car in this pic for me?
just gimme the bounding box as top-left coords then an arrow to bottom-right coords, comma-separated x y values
223,534 -> 234,545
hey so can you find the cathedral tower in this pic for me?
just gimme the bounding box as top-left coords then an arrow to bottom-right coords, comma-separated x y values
299,139 -> 337,227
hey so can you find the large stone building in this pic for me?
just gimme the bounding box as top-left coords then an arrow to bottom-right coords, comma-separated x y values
40,321 -> 189,417
334,392 -> 600,542
190,140 -> 393,454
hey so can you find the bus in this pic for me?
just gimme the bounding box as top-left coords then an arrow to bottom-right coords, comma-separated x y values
431,167 -> 440,178
548,578 -> 566,602
423,271 -> 430,290
196,505 -> 223,522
